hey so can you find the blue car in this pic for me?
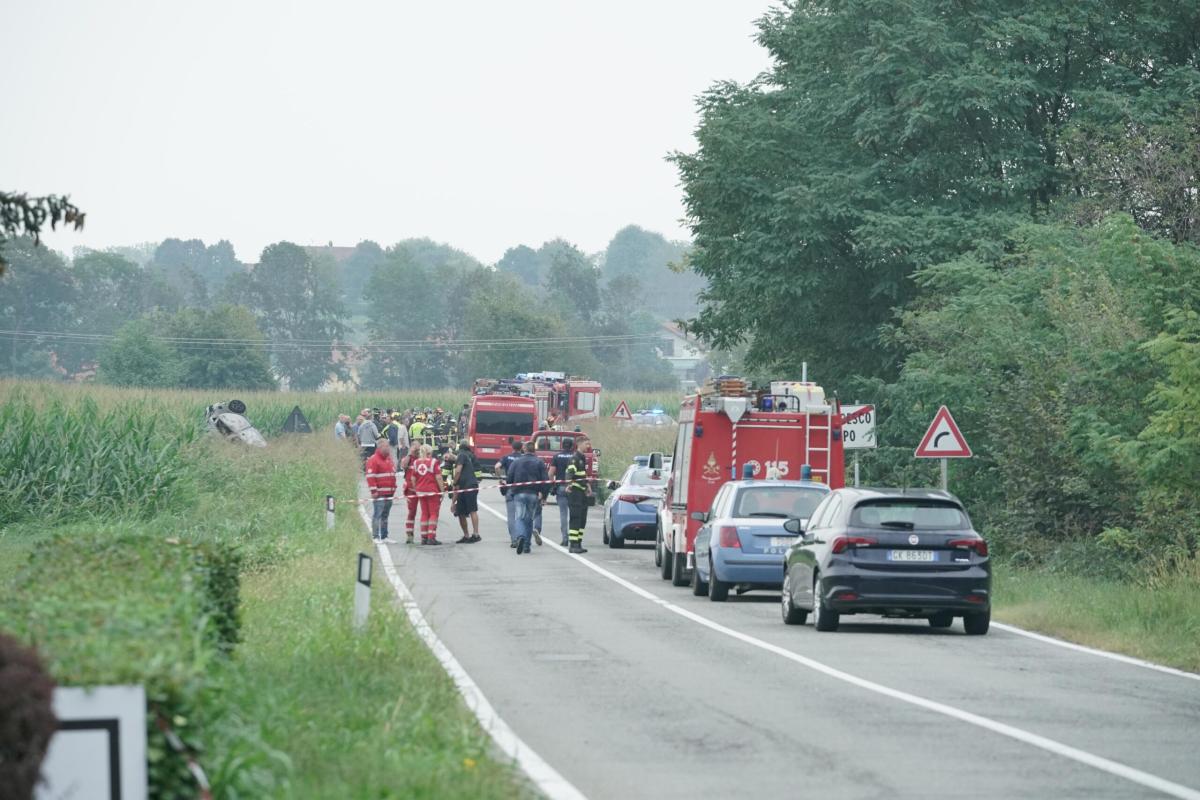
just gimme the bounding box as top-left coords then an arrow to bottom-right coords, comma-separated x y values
602,465 -> 667,548
691,480 -> 830,601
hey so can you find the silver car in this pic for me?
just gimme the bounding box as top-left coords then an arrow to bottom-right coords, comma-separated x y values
205,399 -> 267,447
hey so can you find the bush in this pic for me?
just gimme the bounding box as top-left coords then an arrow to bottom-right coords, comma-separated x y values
0,531 -> 241,798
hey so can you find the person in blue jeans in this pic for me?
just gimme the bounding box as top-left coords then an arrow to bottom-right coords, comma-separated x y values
549,438 -> 575,546
506,441 -> 549,554
496,438 -> 523,547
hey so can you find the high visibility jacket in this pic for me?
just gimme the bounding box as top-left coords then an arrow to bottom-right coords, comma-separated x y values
409,421 -> 426,442
365,450 -> 398,498
566,460 -> 588,494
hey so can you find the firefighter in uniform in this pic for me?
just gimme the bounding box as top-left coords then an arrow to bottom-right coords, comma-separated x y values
409,413 -> 428,449
566,450 -> 591,554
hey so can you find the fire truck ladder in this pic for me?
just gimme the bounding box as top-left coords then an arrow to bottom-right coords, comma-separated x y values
805,410 -> 832,483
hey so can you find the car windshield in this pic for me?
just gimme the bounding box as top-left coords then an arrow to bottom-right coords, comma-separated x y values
626,468 -> 667,488
475,411 -> 535,436
732,486 -> 827,519
850,500 -> 969,530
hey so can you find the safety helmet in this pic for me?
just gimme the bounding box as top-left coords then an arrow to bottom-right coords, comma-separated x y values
391,412 -> 401,419
416,413 -> 426,421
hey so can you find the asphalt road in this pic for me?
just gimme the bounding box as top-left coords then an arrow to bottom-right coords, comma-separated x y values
376,490 -> 1200,800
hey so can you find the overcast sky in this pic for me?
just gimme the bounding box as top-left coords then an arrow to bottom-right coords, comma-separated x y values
2,1 -> 776,264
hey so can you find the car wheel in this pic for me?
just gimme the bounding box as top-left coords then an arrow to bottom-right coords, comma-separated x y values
654,525 -> 663,568
707,558 -> 729,601
928,611 -> 954,629
963,609 -> 990,636
671,551 -> 688,587
781,572 -> 807,625
610,534 -> 624,549
660,543 -> 673,581
812,574 -> 839,632
691,560 -> 708,596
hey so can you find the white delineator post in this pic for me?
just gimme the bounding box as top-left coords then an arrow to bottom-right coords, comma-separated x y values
326,494 -> 336,530
354,552 -> 372,630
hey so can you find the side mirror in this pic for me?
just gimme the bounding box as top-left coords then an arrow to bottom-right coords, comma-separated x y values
606,480 -> 618,490
593,447 -> 601,457
690,511 -> 709,523
648,451 -> 664,470
783,518 -> 803,535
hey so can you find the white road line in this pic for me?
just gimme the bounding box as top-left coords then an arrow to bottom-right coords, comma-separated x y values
478,499 -> 1200,800
357,501 -> 588,800
992,622 -> 1200,682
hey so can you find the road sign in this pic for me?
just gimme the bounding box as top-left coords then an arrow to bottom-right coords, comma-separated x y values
915,406 -> 972,458
841,404 -> 876,450
40,685 -> 148,800
611,400 -> 632,421
281,405 -> 312,433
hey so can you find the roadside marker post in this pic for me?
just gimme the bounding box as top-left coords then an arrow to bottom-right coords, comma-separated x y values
914,406 -> 972,491
326,495 -> 336,530
354,552 -> 372,630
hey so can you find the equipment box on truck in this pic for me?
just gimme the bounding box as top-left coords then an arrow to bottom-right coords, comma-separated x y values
656,377 -> 846,586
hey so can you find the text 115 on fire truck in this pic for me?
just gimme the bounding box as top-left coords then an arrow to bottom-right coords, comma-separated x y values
655,377 -> 846,587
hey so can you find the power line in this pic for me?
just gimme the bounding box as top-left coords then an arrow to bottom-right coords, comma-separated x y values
0,328 -> 666,347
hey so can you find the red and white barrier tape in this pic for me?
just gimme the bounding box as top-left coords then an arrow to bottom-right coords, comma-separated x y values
333,476 -> 590,504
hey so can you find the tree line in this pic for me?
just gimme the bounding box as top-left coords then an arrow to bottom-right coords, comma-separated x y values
674,0 -> 1200,571
0,225 -> 701,391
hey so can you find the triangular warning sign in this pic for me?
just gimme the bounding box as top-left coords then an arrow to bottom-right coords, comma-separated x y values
914,406 -> 971,458
611,400 -> 633,421
281,405 -> 312,434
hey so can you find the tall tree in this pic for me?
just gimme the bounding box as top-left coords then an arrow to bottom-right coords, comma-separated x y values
0,192 -> 84,274
672,0 -> 1200,385
228,242 -> 348,390
340,240 -> 386,314
496,244 -> 542,286
0,238 -> 77,376
542,239 -> 599,324
601,225 -> 701,320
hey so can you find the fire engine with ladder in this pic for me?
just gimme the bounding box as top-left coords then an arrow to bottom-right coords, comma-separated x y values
655,376 -> 846,586
473,373 -> 602,426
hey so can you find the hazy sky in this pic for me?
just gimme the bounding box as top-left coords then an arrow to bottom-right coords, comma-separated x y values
2,1 -> 776,264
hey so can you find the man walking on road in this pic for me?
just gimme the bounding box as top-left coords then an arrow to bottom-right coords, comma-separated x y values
548,438 -> 575,546
496,438 -> 523,547
365,434 -> 397,542
506,440 -> 549,554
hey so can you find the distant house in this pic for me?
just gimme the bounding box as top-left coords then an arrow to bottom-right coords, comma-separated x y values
658,322 -> 709,391
304,244 -> 356,264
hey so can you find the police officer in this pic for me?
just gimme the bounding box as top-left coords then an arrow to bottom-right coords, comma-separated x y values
496,437 -> 523,547
565,448 -> 591,554
548,438 -> 575,546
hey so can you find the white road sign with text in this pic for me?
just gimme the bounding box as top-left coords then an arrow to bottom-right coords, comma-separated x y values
842,404 -> 876,450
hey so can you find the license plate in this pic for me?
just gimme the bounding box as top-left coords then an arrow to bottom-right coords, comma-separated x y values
770,537 -> 793,548
889,550 -> 935,562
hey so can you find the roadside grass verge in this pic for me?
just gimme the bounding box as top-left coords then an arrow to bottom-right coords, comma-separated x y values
581,417 -> 676,480
994,562 -> 1200,674
0,385 -> 526,798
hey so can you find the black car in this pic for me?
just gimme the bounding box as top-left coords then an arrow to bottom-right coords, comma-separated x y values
780,488 -> 991,634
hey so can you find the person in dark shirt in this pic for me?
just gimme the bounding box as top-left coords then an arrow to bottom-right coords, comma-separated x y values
453,442 -> 482,544
497,437 -> 523,547
549,438 -> 575,546
506,440 -> 549,554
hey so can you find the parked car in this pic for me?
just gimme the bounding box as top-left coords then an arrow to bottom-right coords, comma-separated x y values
602,465 -> 667,548
780,488 -> 991,634
690,480 -> 830,601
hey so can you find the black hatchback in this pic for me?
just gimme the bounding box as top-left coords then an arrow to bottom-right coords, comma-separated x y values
780,488 -> 991,634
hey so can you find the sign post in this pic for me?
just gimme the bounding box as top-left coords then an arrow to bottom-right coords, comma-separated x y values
914,406 -> 972,490
325,495 -> 335,530
611,400 -> 633,422
841,404 -> 876,487
354,552 -> 372,631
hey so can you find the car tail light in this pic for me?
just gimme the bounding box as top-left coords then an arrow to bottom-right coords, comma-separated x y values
717,526 -> 741,549
835,591 -> 859,601
966,593 -> 987,604
831,535 -> 877,554
618,494 -> 653,504
949,538 -> 989,557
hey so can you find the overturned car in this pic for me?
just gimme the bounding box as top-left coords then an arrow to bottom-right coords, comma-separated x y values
205,399 -> 267,447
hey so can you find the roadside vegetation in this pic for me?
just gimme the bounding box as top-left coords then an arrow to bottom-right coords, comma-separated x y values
0,383 -> 526,797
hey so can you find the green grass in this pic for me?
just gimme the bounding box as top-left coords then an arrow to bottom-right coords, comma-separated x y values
994,560 -> 1200,673
579,417 -> 677,480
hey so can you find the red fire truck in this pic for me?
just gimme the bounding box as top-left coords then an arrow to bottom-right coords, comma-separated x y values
516,372 -> 602,425
465,393 -> 538,470
655,378 -> 846,586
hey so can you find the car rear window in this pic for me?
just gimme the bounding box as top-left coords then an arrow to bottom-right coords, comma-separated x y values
627,468 -> 667,487
850,500 -> 969,530
732,487 -> 827,519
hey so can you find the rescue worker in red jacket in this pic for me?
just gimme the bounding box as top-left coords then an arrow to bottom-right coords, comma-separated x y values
401,445 -> 420,544
409,443 -> 446,545
365,434 -> 397,542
